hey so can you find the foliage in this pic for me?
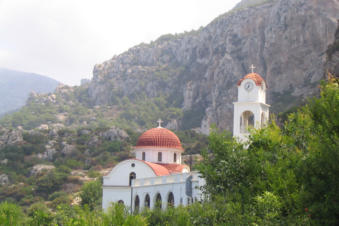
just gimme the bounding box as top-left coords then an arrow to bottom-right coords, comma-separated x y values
198,79 -> 339,225
0,202 -> 25,225
80,180 -> 102,210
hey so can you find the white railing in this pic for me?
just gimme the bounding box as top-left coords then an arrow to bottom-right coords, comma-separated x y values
132,173 -> 190,187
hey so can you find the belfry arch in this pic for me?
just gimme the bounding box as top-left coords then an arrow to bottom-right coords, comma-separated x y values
240,111 -> 254,133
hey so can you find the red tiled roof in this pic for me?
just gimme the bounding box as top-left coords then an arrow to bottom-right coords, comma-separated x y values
136,127 -> 183,151
159,163 -> 190,174
132,159 -> 189,176
142,161 -> 170,176
237,73 -> 267,87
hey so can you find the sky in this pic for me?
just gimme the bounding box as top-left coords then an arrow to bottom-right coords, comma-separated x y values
0,0 -> 241,85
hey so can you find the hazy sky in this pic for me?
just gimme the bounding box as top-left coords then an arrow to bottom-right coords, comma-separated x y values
0,0 -> 241,85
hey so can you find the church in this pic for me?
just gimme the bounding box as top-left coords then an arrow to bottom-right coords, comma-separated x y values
102,68 -> 269,212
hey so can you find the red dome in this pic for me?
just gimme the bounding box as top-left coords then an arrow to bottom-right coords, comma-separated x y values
136,127 -> 183,151
237,73 -> 267,87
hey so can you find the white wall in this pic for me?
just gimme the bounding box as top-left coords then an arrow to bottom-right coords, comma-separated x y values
102,187 -> 131,210
134,147 -> 182,164
130,172 -> 205,212
238,78 -> 266,103
103,159 -> 156,186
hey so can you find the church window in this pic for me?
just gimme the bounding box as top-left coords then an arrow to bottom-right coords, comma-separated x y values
174,153 -> 177,163
134,195 -> 140,213
142,152 -> 146,161
144,194 -> 150,208
155,193 -> 162,209
131,163 -> 135,167
158,152 -> 162,162
167,192 -> 174,208
129,172 -> 136,186
118,200 -> 124,205
240,111 -> 254,133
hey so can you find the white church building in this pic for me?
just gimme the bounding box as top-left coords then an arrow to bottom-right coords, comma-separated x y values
102,68 -> 269,212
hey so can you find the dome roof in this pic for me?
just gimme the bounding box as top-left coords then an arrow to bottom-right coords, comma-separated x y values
237,73 -> 267,87
136,127 -> 183,151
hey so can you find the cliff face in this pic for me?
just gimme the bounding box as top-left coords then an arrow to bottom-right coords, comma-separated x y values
87,0 -> 338,133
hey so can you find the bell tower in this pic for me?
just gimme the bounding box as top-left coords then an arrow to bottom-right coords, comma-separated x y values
233,65 -> 270,142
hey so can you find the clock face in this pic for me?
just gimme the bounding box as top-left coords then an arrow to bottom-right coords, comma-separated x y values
244,81 -> 253,92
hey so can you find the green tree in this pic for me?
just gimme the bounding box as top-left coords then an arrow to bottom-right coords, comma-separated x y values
80,180 -> 102,210
0,202 -> 24,225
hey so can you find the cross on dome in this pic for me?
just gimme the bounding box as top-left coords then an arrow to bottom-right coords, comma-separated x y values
157,119 -> 163,128
250,64 -> 256,73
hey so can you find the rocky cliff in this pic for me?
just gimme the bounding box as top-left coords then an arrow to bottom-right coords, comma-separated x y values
87,0 -> 339,133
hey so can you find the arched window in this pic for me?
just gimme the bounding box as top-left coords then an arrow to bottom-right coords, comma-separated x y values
155,193 -> 162,209
142,152 -> 146,161
167,192 -> 174,208
144,194 -> 150,208
158,152 -> 162,162
240,111 -> 254,133
118,200 -> 124,205
134,195 -> 140,213
261,112 -> 266,127
173,153 -> 177,163
129,172 -> 136,186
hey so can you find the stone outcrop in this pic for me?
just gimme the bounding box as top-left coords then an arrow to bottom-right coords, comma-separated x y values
0,174 -> 9,185
30,164 -> 55,176
0,128 -> 23,148
100,126 -> 129,141
87,0 -> 339,132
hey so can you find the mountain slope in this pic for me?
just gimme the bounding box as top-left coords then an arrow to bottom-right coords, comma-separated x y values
1,0 -> 338,134
87,0 -> 339,133
0,68 -> 59,116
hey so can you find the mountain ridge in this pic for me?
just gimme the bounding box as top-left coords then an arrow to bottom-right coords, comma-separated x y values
0,68 -> 59,116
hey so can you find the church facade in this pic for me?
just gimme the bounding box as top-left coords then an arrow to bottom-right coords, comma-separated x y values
102,125 -> 205,212
102,69 -> 269,211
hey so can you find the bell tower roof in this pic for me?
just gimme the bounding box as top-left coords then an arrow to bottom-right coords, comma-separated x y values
237,72 -> 267,87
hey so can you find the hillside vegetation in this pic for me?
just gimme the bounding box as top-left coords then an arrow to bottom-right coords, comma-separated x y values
0,78 -> 338,225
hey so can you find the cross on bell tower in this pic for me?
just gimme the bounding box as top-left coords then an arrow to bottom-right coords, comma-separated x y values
157,119 -> 163,128
250,64 -> 256,73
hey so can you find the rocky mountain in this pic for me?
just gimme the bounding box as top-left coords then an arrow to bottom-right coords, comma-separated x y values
1,0 -> 338,134
0,68 -> 59,116
87,0 -> 339,133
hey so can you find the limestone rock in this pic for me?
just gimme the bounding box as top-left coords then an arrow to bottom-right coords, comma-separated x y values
61,143 -> 77,155
86,0 -> 338,132
0,174 -> 9,185
30,164 -> 55,176
100,127 -> 129,141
